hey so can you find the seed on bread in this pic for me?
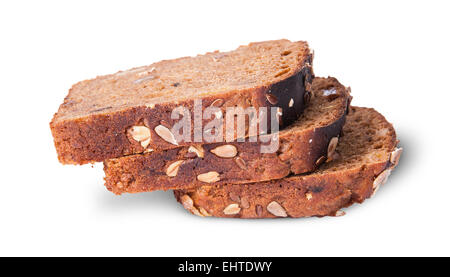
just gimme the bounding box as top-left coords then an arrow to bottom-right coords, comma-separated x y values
371,183 -> 381,197
373,169 -> 392,190
327,137 -> 339,161
305,192 -> 313,200
266,93 -> 278,105
188,145 -> 205,158
154,125 -> 178,145
114,66 -> 146,76
187,207 -> 203,217
234,157 -> 247,170
228,192 -> 240,203
137,67 -> 155,77
289,98 -> 294,107
267,201 -> 287,217
255,205 -> 263,217
315,156 -> 326,167
180,194 -> 196,208
144,148 -> 154,153
166,160 -> 184,177
335,210 -> 346,217
128,126 -> 151,144
140,138 -> 151,149
210,98 -> 224,107
210,145 -> 238,158
133,75 -> 156,84
180,194 -> 203,217
197,171 -> 220,183
223,203 -> 241,215
199,207 -> 211,217
390,147 -> 403,166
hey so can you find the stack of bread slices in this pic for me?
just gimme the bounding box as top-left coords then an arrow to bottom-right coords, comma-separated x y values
50,40 -> 402,218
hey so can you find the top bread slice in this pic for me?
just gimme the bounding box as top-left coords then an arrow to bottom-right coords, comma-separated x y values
50,40 -> 314,164
103,77 -> 350,194
174,106 -> 402,218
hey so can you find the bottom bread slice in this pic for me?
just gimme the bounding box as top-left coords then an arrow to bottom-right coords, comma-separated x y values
174,106 -> 402,218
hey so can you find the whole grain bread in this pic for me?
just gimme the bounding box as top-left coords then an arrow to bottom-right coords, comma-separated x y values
103,77 -> 350,194
51,40 -> 314,164
174,107 -> 402,218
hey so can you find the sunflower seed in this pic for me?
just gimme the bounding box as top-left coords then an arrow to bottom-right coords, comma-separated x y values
266,93 -> 278,105
229,192 -> 240,203
266,201 -> 287,217
210,98 -> 224,107
373,169 -> 392,190
140,138 -> 151,149
327,137 -> 339,161
128,126 -> 151,142
199,207 -> 211,217
335,210 -> 346,217
210,144 -> 238,158
188,145 -> 205,158
255,205 -> 263,217
235,157 -> 247,170
315,156 -> 326,167
390,147 -> 403,166
180,194 -> 203,217
166,160 -> 184,177
223,203 -> 241,215
155,125 -> 178,145
289,98 -> 294,107
197,171 -> 220,183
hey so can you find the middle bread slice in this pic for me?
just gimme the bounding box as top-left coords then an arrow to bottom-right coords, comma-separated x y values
104,77 -> 351,194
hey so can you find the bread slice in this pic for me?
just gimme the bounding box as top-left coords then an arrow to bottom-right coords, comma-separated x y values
103,77 -> 351,194
174,107 -> 402,218
50,40 -> 313,164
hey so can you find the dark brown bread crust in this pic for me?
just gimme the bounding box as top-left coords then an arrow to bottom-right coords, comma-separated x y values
103,77 -> 350,194
174,107 -> 401,218
50,41 -> 313,165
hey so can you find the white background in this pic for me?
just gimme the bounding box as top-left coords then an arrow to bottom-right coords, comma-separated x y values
0,0 -> 449,257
